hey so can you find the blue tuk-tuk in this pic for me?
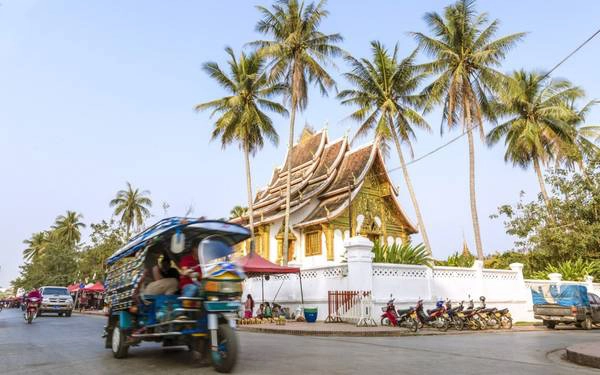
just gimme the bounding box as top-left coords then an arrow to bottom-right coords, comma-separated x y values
103,217 -> 249,373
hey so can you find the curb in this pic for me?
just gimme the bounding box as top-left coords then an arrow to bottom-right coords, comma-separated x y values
566,343 -> 600,369
237,326 -> 540,337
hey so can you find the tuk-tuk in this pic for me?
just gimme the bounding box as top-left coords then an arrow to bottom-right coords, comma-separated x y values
103,217 -> 250,373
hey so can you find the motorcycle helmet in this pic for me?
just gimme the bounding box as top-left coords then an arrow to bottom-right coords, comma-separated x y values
436,300 -> 444,308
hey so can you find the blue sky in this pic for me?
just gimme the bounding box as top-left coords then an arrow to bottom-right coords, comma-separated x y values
1,0 -> 599,287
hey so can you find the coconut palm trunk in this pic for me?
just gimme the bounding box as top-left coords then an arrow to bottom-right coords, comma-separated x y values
466,126 -> 484,260
244,140 -> 256,254
282,104 -> 297,266
389,125 -> 433,255
533,157 -> 551,207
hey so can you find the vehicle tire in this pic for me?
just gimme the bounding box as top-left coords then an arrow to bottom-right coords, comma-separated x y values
454,317 -> 465,331
211,324 -> 238,373
501,316 -> 513,330
111,326 -> 129,359
27,311 -> 33,324
489,318 -> 501,330
437,317 -> 449,332
66,311 -> 72,317
583,316 -> 593,330
58,313 -> 63,317
544,320 -> 556,329
406,318 -> 418,333
380,317 -> 390,327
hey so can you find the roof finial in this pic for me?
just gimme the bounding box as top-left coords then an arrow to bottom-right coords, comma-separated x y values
324,205 -> 330,217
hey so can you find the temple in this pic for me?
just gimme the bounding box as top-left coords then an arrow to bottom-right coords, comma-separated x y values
232,127 -> 418,267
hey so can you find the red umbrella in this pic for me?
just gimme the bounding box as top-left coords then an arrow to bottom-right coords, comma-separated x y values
67,284 -> 80,293
235,253 -> 300,275
83,281 -> 105,293
235,252 -> 303,305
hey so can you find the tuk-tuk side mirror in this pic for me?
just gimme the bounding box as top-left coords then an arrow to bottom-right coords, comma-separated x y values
171,231 -> 186,254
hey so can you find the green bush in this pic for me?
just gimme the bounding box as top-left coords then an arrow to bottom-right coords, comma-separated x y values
372,240 -> 431,266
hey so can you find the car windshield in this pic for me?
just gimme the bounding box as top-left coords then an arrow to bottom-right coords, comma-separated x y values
198,237 -> 234,265
42,287 -> 68,295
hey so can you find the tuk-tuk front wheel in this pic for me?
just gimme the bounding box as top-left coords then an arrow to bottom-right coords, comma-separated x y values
111,327 -> 129,359
211,324 -> 238,373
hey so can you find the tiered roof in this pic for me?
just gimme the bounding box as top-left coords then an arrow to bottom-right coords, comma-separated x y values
232,127 -> 417,233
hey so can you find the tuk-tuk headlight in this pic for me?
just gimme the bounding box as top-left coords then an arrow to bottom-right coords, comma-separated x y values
204,280 -> 242,294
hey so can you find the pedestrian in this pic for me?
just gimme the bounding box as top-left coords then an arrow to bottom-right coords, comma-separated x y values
244,294 -> 254,318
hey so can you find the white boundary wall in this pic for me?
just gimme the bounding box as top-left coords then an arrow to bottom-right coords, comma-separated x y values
243,236 -> 598,322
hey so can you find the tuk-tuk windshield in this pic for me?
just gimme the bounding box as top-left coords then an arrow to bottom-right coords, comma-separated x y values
198,237 -> 234,265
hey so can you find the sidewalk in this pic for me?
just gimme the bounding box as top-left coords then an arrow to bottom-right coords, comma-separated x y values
566,342 -> 600,369
73,310 -> 105,317
237,321 -> 544,337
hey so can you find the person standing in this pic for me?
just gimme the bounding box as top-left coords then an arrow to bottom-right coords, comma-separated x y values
244,294 -> 254,318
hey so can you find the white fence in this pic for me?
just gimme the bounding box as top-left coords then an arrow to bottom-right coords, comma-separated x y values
243,237 -> 598,323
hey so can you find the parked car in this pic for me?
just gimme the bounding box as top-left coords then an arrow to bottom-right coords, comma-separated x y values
532,285 -> 600,329
39,286 -> 73,317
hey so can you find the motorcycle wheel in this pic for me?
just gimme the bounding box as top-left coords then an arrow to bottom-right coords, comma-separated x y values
380,317 -> 390,327
111,326 -> 129,359
501,316 -> 513,329
408,318 -> 418,333
453,317 -> 465,331
211,324 -> 238,373
489,318 -> 501,330
27,311 -> 33,324
437,317 -> 449,332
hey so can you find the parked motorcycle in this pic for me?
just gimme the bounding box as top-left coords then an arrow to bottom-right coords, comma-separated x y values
477,297 -> 501,330
380,298 -> 418,332
415,299 -> 449,331
445,300 -> 465,331
462,299 -> 486,330
24,297 -> 40,324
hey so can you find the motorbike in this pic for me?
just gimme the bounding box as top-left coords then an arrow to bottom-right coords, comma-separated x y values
380,298 -> 418,332
445,300 -> 465,331
477,297 -> 501,330
24,297 -> 40,324
497,308 -> 513,329
415,299 -> 449,331
461,299 -> 486,330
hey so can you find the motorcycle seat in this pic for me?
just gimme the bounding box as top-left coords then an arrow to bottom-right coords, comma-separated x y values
497,308 -> 508,314
426,308 -> 440,315
396,308 -> 413,316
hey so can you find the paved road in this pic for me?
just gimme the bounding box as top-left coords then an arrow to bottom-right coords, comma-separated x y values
1,308 -> 600,374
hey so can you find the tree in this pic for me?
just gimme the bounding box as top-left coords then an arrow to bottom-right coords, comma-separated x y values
22,231 -> 49,261
78,220 -> 125,282
412,0 -> 525,259
338,41 -> 433,254
372,240 -> 431,266
554,99 -> 600,171
253,0 -> 344,264
487,70 -> 583,206
109,182 -> 152,238
52,210 -> 86,247
196,48 -> 286,251
493,158 -> 600,276
229,205 -> 248,220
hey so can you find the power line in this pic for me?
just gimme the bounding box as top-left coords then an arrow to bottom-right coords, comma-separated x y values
391,26 -> 600,170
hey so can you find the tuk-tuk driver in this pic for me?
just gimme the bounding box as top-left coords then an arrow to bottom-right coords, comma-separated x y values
179,241 -> 202,297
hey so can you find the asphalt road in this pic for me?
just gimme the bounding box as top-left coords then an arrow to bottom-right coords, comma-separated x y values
1,308 -> 600,375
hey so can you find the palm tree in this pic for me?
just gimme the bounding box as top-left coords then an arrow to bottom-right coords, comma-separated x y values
22,231 -> 49,261
109,182 -> 152,238
229,205 -> 249,220
338,41 -> 433,254
487,70 -> 583,206
196,48 -> 286,251
554,99 -> 600,171
52,211 -> 86,247
252,0 -> 344,264
412,0 -> 525,259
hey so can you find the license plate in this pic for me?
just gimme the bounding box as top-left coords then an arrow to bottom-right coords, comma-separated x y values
53,306 -> 60,310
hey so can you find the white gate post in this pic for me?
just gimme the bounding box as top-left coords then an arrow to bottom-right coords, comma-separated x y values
344,236 -> 374,292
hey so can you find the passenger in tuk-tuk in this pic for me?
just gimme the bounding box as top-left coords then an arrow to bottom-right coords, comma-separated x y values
179,240 -> 202,297
144,254 -> 179,295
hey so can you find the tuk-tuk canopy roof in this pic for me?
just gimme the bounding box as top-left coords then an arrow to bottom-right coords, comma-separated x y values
106,217 -> 251,265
